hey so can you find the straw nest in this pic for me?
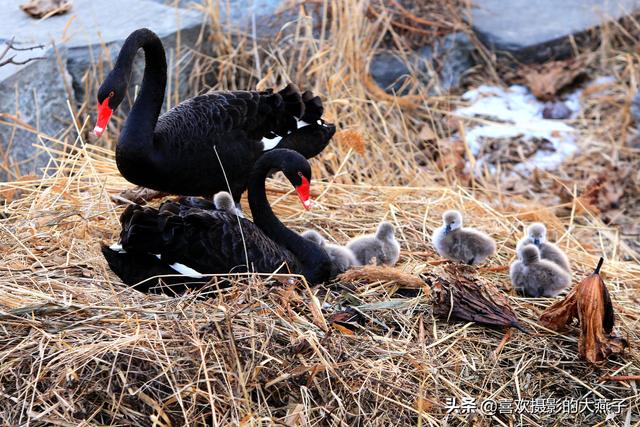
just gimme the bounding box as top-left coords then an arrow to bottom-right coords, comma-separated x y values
1,1 -> 639,425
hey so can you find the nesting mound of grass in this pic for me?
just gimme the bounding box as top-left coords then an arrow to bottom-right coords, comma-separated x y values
1,0 -> 639,425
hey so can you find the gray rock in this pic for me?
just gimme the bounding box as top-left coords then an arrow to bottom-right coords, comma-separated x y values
369,51 -> 412,94
542,101 -> 572,120
370,32 -> 475,94
471,0 -> 640,63
152,0 -> 286,38
0,0 -> 204,180
0,50 -> 72,179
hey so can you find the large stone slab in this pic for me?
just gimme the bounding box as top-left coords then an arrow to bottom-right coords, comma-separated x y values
0,48 -> 72,179
471,0 -> 640,63
0,0 -> 204,181
152,0 -> 288,38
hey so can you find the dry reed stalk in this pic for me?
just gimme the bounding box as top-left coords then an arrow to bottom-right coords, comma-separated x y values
336,264 -> 428,292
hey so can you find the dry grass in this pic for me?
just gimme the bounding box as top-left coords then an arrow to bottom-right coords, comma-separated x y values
0,0 -> 639,425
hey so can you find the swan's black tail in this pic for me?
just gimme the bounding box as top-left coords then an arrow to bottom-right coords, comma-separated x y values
300,89 -> 324,123
256,84 -> 335,159
260,84 -> 328,138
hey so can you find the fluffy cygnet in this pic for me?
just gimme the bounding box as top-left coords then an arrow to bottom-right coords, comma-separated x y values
510,244 -> 571,297
213,191 -> 244,217
301,229 -> 359,276
516,222 -> 570,272
431,210 -> 496,265
346,221 -> 400,266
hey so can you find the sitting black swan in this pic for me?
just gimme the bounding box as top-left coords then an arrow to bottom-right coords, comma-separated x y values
102,149 -> 333,292
94,28 -> 336,202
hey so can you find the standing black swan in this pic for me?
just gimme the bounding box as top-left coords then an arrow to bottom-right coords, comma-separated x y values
94,28 -> 336,202
102,149 -> 333,292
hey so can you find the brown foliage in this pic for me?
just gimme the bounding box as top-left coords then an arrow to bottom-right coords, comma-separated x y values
579,166 -> 629,213
517,58 -> 586,101
426,264 -> 525,331
20,0 -> 71,18
540,258 -> 628,363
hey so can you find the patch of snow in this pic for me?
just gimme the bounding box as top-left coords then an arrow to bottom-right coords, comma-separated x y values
455,84 -> 580,175
591,75 -> 617,86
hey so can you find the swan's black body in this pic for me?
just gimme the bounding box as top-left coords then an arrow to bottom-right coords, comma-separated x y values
96,28 -> 335,201
102,150 -> 333,292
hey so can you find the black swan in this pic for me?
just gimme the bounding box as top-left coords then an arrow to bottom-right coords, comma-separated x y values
102,149 -> 333,292
94,28 -> 336,202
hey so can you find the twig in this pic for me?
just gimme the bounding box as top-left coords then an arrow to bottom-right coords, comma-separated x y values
492,327 -> 513,359
0,38 -> 45,67
599,375 -> 640,382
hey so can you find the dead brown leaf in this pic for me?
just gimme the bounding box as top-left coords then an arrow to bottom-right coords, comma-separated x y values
425,264 -> 526,331
331,323 -> 355,335
518,58 -> 586,101
326,307 -> 361,324
20,0 -> 72,18
579,166 -> 629,214
540,258 -> 628,363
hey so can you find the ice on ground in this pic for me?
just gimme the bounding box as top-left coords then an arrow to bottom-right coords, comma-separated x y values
455,84 -> 580,174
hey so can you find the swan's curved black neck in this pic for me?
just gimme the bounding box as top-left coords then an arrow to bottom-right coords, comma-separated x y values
117,28 -> 167,157
248,150 -> 331,282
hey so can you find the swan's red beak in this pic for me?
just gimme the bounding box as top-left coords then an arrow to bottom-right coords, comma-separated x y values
94,98 -> 113,138
295,176 -> 311,210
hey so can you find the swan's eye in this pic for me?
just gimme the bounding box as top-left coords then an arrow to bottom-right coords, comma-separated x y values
108,91 -> 115,98
297,171 -> 303,177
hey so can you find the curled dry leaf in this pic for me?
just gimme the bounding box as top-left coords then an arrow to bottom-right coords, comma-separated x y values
327,307 -> 364,334
425,264 -> 526,332
20,0 -> 71,18
326,307 -> 361,324
579,166 -> 629,214
540,258 -> 628,363
517,58 -> 586,101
